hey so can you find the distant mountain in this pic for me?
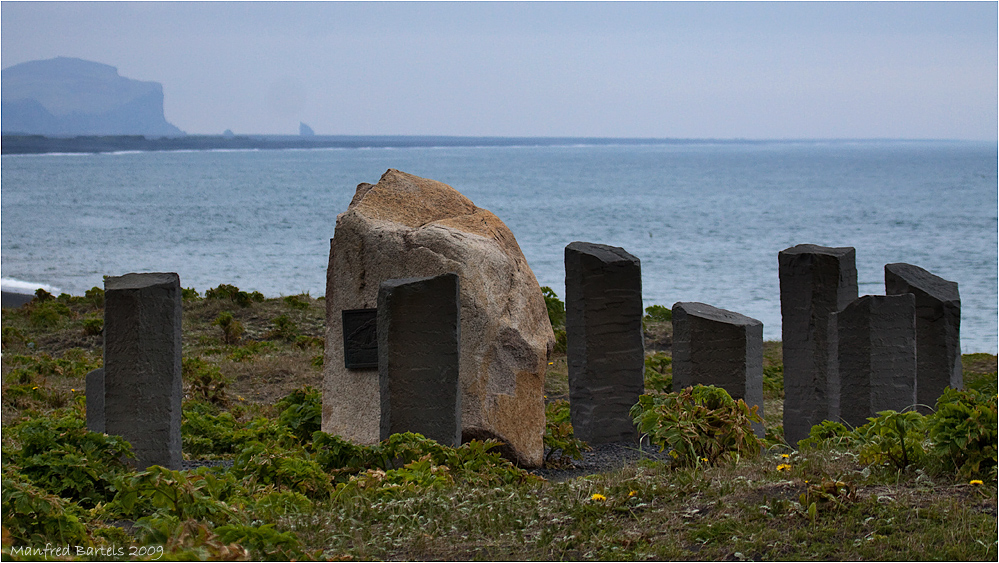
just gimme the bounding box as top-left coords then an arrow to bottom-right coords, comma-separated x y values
1,57 -> 184,136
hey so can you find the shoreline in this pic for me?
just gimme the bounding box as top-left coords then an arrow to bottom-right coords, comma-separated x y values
2,134 -> 986,156
1,291 -> 36,309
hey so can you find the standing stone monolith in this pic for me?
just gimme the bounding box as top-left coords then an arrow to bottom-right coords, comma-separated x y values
85,367 -> 105,434
565,242 -> 645,445
323,169 -> 554,468
835,294 -> 917,427
103,273 -> 182,470
672,302 -> 765,437
885,263 -> 962,412
378,273 -> 462,446
779,244 -> 858,446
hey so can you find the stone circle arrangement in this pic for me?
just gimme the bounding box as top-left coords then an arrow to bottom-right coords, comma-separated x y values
85,170 -> 961,470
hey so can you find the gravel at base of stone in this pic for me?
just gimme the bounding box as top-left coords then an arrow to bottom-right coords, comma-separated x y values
181,459 -> 234,471
531,441 -> 672,482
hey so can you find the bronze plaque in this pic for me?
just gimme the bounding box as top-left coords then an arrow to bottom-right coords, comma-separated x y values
342,308 -> 378,369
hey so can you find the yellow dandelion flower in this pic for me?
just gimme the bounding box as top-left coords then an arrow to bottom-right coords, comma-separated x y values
970,479 -> 984,486
628,490 -> 637,497
71,389 -> 76,392
776,464 -> 792,472
32,386 -> 38,390
591,493 -> 607,501
548,362 -> 554,365
781,453 -> 790,459
701,457 -> 709,463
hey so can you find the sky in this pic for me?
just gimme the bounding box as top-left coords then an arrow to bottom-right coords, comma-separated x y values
1,1 -> 996,140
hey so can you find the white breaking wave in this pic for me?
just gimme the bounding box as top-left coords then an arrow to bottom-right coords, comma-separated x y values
0,277 -> 62,295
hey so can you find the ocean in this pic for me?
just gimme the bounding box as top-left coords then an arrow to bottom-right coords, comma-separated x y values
2,140 -> 996,352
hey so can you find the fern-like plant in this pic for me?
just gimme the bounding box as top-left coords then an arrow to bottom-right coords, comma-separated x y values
631,385 -> 762,467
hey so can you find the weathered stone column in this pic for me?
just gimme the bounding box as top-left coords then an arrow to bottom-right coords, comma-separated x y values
778,244 -> 858,446
85,367 -> 105,434
378,273 -> 462,446
885,263 -> 962,412
103,273 -> 182,470
672,302 -> 765,437
835,294 -> 917,427
565,242 -> 644,445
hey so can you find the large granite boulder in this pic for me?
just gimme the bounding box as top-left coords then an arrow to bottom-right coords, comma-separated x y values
322,169 -> 554,467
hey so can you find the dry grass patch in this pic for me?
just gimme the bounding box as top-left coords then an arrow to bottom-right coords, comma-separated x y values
225,352 -> 322,406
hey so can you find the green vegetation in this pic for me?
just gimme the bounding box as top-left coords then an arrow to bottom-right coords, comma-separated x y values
644,351 -> 673,392
632,385 -> 763,467
541,286 -> 567,353
204,283 -> 264,308
213,311 -> 243,345
801,387 -> 997,479
543,400 -> 590,467
644,304 -> 672,323
2,286 -> 995,560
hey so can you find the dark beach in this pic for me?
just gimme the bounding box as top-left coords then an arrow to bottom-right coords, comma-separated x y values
1,291 -> 35,309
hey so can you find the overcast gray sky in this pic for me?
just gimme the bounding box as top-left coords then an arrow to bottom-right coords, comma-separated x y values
2,1 -> 996,139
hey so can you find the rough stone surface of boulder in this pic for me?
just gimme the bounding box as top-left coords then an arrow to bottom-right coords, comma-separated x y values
322,169 -> 554,467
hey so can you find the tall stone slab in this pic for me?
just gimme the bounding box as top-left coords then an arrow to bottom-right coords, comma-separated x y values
378,273 -> 462,446
323,169 -> 554,468
672,302 -> 765,438
565,242 -> 645,445
85,367 -> 105,434
885,263 -> 962,412
103,273 -> 182,470
835,294 -> 917,427
778,244 -> 858,446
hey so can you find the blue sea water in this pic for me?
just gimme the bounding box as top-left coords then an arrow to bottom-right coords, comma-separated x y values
2,140 -> 997,352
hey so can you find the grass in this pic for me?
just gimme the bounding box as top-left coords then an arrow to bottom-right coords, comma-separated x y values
287,453 -> 995,561
1,288 -> 325,425
1,288 -> 996,561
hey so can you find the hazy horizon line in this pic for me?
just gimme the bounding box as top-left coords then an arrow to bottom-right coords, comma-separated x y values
4,132 -> 994,144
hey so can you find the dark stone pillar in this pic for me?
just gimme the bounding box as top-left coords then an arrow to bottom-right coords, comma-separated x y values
378,273 -> 461,446
885,263 -> 962,413
103,273 -> 182,470
835,294 -> 917,427
565,242 -> 645,445
672,302 -> 765,438
778,244 -> 858,446
85,368 -> 105,434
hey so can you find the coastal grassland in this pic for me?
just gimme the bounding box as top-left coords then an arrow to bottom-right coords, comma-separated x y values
289,452 -> 995,561
1,286 -> 326,425
1,287 -> 996,561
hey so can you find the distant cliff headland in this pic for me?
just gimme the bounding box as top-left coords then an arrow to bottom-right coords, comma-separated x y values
2,57 -> 184,137
0,56 -> 713,155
